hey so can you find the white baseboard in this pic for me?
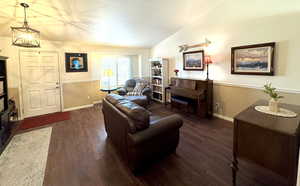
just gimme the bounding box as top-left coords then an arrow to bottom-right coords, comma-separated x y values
213,113 -> 234,122
63,104 -> 94,112
93,100 -> 102,104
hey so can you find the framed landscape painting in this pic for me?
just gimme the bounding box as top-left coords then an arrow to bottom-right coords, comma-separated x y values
231,42 -> 275,75
183,50 -> 204,71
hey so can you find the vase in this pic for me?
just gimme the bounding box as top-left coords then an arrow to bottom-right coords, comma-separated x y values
269,98 -> 279,113
175,72 -> 178,76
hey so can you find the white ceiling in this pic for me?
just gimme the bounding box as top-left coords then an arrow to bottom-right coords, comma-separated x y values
0,0 -> 223,47
1,0 -> 300,47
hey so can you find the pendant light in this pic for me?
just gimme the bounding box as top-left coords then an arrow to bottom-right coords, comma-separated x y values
11,3 -> 40,48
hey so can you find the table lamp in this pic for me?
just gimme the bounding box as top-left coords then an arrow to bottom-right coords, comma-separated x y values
204,56 -> 213,80
103,69 -> 114,89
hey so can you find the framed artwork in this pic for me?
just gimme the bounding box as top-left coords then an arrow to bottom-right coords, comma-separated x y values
183,50 -> 204,71
231,42 -> 275,75
65,53 -> 88,72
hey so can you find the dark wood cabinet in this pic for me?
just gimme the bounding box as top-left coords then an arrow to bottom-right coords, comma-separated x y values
0,56 -> 14,154
0,56 -> 8,113
232,100 -> 300,186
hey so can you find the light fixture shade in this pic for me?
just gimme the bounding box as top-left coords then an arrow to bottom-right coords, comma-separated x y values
11,3 -> 40,48
11,26 -> 40,48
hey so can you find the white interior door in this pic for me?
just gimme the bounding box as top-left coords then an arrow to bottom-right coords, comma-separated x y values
20,51 -> 61,118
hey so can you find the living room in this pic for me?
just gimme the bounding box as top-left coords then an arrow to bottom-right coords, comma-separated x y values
0,0 -> 300,186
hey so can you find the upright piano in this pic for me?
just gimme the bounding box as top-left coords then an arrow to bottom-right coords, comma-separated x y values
168,77 -> 213,118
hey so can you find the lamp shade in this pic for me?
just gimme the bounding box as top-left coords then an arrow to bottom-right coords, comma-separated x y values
11,3 -> 40,48
204,56 -> 213,64
103,69 -> 113,77
11,26 -> 40,48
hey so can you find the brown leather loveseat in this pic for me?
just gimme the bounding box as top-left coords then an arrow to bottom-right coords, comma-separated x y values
102,94 -> 183,171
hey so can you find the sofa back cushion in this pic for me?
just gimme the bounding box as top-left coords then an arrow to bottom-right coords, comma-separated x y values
106,94 -> 127,105
106,94 -> 150,133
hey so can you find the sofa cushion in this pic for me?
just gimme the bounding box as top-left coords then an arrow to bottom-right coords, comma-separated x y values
125,96 -> 148,108
106,94 -> 128,105
116,101 -> 150,133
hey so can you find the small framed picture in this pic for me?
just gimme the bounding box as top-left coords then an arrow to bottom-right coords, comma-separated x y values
65,53 -> 88,72
183,50 -> 204,71
231,42 -> 275,75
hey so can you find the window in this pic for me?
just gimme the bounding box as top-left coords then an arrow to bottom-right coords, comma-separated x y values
100,55 -> 132,89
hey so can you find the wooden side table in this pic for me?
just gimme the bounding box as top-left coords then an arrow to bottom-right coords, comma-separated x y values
231,100 -> 300,186
100,88 -> 118,94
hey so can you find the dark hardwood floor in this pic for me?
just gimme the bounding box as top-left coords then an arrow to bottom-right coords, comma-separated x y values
42,103 -> 287,186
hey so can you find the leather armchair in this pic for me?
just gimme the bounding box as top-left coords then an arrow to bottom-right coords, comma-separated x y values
117,78 -> 152,102
102,94 -> 183,172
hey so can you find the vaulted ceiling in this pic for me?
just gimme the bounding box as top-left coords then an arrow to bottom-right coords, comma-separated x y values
0,0 -> 223,47
1,0 -> 300,47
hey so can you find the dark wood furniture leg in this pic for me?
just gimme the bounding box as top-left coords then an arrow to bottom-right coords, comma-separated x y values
231,156 -> 238,186
231,119 -> 239,186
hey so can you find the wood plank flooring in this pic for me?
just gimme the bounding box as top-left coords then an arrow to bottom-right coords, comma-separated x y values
42,104 -> 287,186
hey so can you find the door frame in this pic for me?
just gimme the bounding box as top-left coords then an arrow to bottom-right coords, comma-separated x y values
18,49 -> 63,119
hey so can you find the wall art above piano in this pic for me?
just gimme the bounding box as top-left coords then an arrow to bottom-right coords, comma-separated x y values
183,50 -> 204,71
231,42 -> 275,76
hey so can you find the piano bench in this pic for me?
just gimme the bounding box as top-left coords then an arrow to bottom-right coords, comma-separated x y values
171,97 -> 189,113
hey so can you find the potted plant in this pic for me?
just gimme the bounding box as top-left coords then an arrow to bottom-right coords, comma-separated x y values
263,83 -> 283,112
174,69 -> 179,76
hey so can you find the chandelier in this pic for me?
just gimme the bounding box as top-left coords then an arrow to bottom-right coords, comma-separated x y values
11,3 -> 40,48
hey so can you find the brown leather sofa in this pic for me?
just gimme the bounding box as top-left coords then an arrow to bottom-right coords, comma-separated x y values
102,94 -> 183,171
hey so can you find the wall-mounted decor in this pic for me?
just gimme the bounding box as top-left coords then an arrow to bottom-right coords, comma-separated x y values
179,38 -> 211,52
65,53 -> 88,72
231,42 -> 275,75
183,50 -> 204,71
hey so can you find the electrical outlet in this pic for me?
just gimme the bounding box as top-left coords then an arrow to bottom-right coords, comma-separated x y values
215,102 -> 220,112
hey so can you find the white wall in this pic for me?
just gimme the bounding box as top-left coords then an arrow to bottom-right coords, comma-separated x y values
152,11 -> 300,92
0,37 -> 150,87
0,36 -> 150,116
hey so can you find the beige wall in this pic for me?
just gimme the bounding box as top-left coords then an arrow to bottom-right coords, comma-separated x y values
62,80 -> 108,109
214,84 -> 300,119
151,4 -> 300,119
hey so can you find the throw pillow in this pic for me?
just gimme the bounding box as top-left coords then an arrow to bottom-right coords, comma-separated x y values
127,83 -> 147,96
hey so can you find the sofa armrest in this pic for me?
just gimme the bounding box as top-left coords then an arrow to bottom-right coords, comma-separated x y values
141,87 -> 152,96
117,87 -> 127,96
128,114 -> 183,146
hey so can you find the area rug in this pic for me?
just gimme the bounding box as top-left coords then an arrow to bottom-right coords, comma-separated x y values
0,127 -> 52,186
19,112 -> 70,131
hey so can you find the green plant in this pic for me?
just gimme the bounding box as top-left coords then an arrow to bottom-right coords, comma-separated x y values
263,83 -> 283,101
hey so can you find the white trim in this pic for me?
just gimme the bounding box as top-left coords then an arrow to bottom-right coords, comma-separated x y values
62,79 -> 99,84
93,100 -> 102,104
213,113 -> 234,122
63,104 -> 93,112
213,81 -> 300,94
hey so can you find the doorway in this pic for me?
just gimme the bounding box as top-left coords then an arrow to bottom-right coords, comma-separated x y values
20,51 -> 61,118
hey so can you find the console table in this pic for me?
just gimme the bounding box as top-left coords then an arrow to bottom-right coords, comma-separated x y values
231,100 -> 300,186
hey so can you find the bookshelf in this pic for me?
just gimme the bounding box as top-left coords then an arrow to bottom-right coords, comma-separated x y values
150,58 -> 169,103
0,56 -> 8,113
